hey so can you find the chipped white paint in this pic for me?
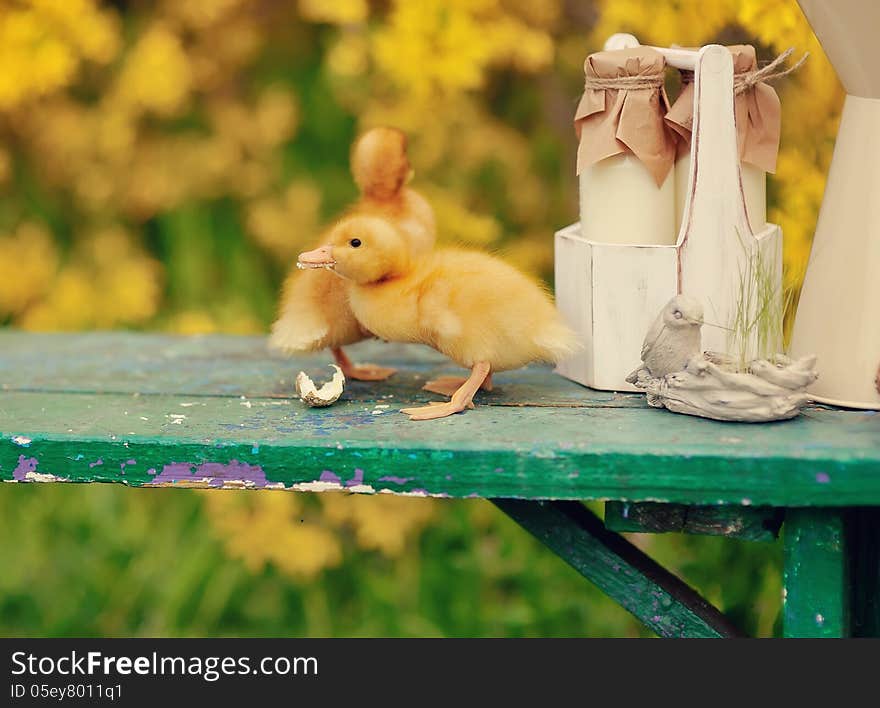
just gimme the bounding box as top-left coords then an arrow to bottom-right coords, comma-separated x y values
346,484 -> 377,494
240,400 -> 253,409
380,488 -> 446,498
219,479 -> 259,490
11,436 -> 32,447
146,477 -> 219,489
291,480 -> 345,493
530,450 -> 560,459
24,471 -> 68,483
815,613 -> 825,625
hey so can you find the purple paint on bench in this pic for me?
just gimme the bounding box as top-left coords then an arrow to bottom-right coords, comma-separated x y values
13,455 -> 38,481
379,475 -> 413,485
319,470 -> 341,484
151,460 -> 268,487
345,468 -> 364,488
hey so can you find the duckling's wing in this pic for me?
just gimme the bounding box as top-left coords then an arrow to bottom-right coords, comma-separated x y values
269,307 -> 330,354
268,271 -> 333,353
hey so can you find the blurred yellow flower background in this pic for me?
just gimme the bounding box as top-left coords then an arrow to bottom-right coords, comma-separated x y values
0,0 -> 840,334
0,0 -> 836,631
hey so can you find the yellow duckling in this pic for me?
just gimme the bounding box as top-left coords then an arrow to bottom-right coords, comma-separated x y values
297,216 -> 578,420
269,127 -> 435,380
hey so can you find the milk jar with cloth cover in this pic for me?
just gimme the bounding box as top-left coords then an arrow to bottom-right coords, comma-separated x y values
575,47 -> 677,245
665,45 -> 796,235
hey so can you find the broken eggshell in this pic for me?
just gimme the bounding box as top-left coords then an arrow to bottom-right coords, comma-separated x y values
295,365 -> 345,407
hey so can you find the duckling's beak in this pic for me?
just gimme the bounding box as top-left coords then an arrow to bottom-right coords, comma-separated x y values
297,245 -> 336,270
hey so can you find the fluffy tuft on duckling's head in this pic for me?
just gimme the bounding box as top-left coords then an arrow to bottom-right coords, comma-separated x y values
298,215 -> 411,284
351,127 -> 412,200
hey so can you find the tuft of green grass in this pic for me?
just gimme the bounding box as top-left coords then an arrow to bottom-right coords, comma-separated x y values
727,228 -> 787,371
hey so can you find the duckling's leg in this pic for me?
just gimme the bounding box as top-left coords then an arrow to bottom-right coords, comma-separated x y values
401,362 -> 490,421
422,373 -> 493,397
332,347 -> 396,382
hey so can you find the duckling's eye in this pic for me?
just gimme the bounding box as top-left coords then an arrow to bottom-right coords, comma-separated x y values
349,238 -> 362,248
673,310 -> 683,319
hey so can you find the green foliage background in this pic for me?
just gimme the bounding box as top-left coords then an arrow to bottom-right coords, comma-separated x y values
0,486 -> 782,637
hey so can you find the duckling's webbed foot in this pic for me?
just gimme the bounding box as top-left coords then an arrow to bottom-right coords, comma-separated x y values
402,362 -> 490,421
332,347 -> 397,382
422,373 -> 493,397
345,364 -> 397,381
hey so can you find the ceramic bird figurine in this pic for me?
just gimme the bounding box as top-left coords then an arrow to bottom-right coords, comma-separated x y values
296,215 -> 578,420
627,294 -> 704,382
269,127 -> 436,381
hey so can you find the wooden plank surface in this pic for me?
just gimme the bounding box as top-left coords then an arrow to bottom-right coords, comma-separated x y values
1,332 -> 879,504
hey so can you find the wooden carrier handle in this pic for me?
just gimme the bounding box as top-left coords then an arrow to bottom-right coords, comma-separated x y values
602,34 -> 755,242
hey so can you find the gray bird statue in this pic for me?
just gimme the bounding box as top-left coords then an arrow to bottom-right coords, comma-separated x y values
626,294 -> 817,422
627,294 -> 704,382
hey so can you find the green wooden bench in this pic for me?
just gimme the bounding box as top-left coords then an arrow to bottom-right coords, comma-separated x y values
2,332 -> 878,637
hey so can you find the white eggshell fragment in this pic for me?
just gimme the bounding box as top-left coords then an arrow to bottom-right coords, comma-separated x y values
296,365 -> 345,407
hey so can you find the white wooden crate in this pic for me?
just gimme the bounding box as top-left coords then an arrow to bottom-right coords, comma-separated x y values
555,42 -> 782,391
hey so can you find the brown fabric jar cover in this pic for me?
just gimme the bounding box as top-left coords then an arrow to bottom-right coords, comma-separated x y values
574,47 -> 677,187
665,45 -> 782,173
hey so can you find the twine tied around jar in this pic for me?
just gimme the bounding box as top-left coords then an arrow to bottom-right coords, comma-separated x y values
574,47 -> 677,186
582,74 -> 665,91
733,47 -> 808,95
665,45 -> 806,172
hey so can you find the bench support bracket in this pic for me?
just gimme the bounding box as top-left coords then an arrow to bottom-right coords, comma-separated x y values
493,499 -> 743,638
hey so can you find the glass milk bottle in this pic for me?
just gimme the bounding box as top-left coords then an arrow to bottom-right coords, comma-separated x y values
575,47 -> 677,245
666,46 -> 781,236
